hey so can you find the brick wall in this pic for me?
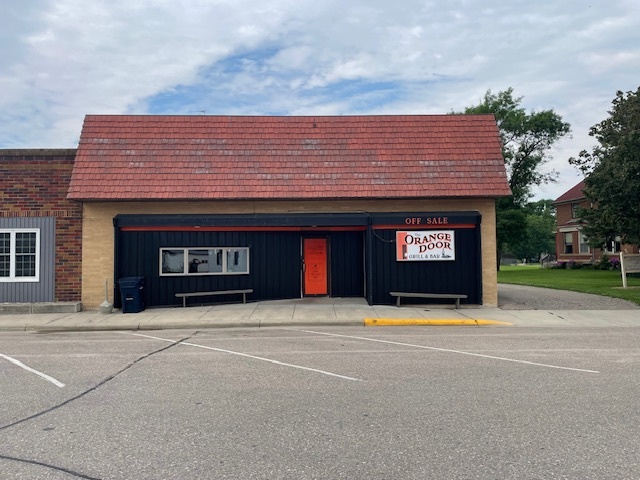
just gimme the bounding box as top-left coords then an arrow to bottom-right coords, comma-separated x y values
555,199 -> 639,263
555,200 -> 590,227
0,149 -> 82,301
555,202 -> 572,227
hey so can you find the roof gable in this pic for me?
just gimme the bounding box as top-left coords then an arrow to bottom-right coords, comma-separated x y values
554,180 -> 586,204
68,114 -> 511,201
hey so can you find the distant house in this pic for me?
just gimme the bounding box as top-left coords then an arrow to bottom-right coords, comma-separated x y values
0,149 -> 82,305
68,114 -> 512,309
553,180 -> 638,264
500,253 -> 518,266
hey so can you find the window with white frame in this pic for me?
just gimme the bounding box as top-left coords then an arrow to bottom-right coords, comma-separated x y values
563,232 -> 573,254
160,247 -> 249,276
0,229 -> 40,282
579,231 -> 590,254
605,236 -> 622,254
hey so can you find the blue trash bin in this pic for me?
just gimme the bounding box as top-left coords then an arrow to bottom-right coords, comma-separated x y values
118,277 -> 145,313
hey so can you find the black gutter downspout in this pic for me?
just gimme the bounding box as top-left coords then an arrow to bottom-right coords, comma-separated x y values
477,216 -> 484,305
112,218 -> 121,309
365,216 -> 374,305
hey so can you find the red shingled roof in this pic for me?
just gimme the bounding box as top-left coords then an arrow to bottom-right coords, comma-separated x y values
554,180 -> 586,204
68,115 -> 511,201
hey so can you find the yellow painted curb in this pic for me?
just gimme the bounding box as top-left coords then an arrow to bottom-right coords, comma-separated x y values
364,318 -> 512,326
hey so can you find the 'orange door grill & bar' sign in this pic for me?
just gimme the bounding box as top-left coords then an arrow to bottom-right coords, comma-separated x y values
396,230 -> 455,261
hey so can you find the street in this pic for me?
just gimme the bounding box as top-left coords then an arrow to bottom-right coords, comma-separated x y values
1,326 -> 639,479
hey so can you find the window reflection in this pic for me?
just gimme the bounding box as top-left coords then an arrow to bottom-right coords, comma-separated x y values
162,250 -> 184,274
160,247 -> 248,275
227,248 -> 248,273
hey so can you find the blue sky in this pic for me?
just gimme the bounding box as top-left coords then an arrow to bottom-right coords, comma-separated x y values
1,0 -> 639,200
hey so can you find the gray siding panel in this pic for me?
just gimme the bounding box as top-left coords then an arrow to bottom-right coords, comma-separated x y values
0,217 -> 55,302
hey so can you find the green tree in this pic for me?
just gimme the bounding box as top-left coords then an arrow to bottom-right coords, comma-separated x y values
461,88 -> 571,205
458,89 -> 570,267
511,200 -> 557,261
523,198 -> 556,217
569,87 -> 640,246
496,206 -> 527,260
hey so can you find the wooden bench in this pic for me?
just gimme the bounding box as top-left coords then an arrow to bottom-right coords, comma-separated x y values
176,289 -> 253,308
389,291 -> 468,309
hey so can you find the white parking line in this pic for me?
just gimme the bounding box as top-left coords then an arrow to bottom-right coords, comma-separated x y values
125,332 -> 361,382
290,329 -> 601,374
0,353 -> 66,388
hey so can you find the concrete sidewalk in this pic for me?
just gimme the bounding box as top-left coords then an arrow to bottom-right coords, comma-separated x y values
1,297 -> 638,332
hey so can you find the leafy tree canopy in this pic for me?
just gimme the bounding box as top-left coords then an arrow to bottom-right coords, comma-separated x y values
510,201 -> 557,262
569,87 -> 640,246
460,88 -> 571,205
458,89 -> 569,267
523,198 -> 556,217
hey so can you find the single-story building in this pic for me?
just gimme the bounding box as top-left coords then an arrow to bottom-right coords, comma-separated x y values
67,114 -> 511,309
1,149 -> 82,305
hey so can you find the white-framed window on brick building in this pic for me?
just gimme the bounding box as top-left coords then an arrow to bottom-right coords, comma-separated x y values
0,229 -> 40,282
579,231 -> 591,254
563,232 -> 573,254
605,236 -> 622,254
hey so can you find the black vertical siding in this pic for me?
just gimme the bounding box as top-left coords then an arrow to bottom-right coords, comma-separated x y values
116,230 -> 301,307
369,227 -> 482,305
329,231 -> 364,297
113,212 -> 484,307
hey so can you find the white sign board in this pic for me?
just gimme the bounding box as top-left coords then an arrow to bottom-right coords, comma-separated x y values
620,252 -> 640,288
396,230 -> 455,261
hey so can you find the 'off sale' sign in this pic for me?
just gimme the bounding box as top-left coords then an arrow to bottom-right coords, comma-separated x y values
396,230 -> 455,261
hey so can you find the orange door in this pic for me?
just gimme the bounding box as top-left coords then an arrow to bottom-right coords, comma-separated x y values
303,238 -> 328,295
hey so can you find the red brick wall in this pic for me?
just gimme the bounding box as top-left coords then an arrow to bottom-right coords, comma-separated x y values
556,200 -> 589,263
555,200 -> 591,227
555,202 -> 572,228
0,149 -> 82,301
555,199 -> 639,263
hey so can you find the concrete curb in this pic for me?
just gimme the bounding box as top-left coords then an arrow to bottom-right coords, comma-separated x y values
2,319 -> 365,333
364,318 -> 513,326
1,302 -> 637,333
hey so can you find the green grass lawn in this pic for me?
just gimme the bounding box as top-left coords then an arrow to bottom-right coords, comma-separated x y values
498,265 -> 640,305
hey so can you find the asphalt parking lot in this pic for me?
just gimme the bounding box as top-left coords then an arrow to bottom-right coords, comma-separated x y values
2,326 -> 639,479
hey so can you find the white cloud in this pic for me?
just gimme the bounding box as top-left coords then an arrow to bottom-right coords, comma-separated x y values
581,51 -> 640,75
0,0 -> 638,201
